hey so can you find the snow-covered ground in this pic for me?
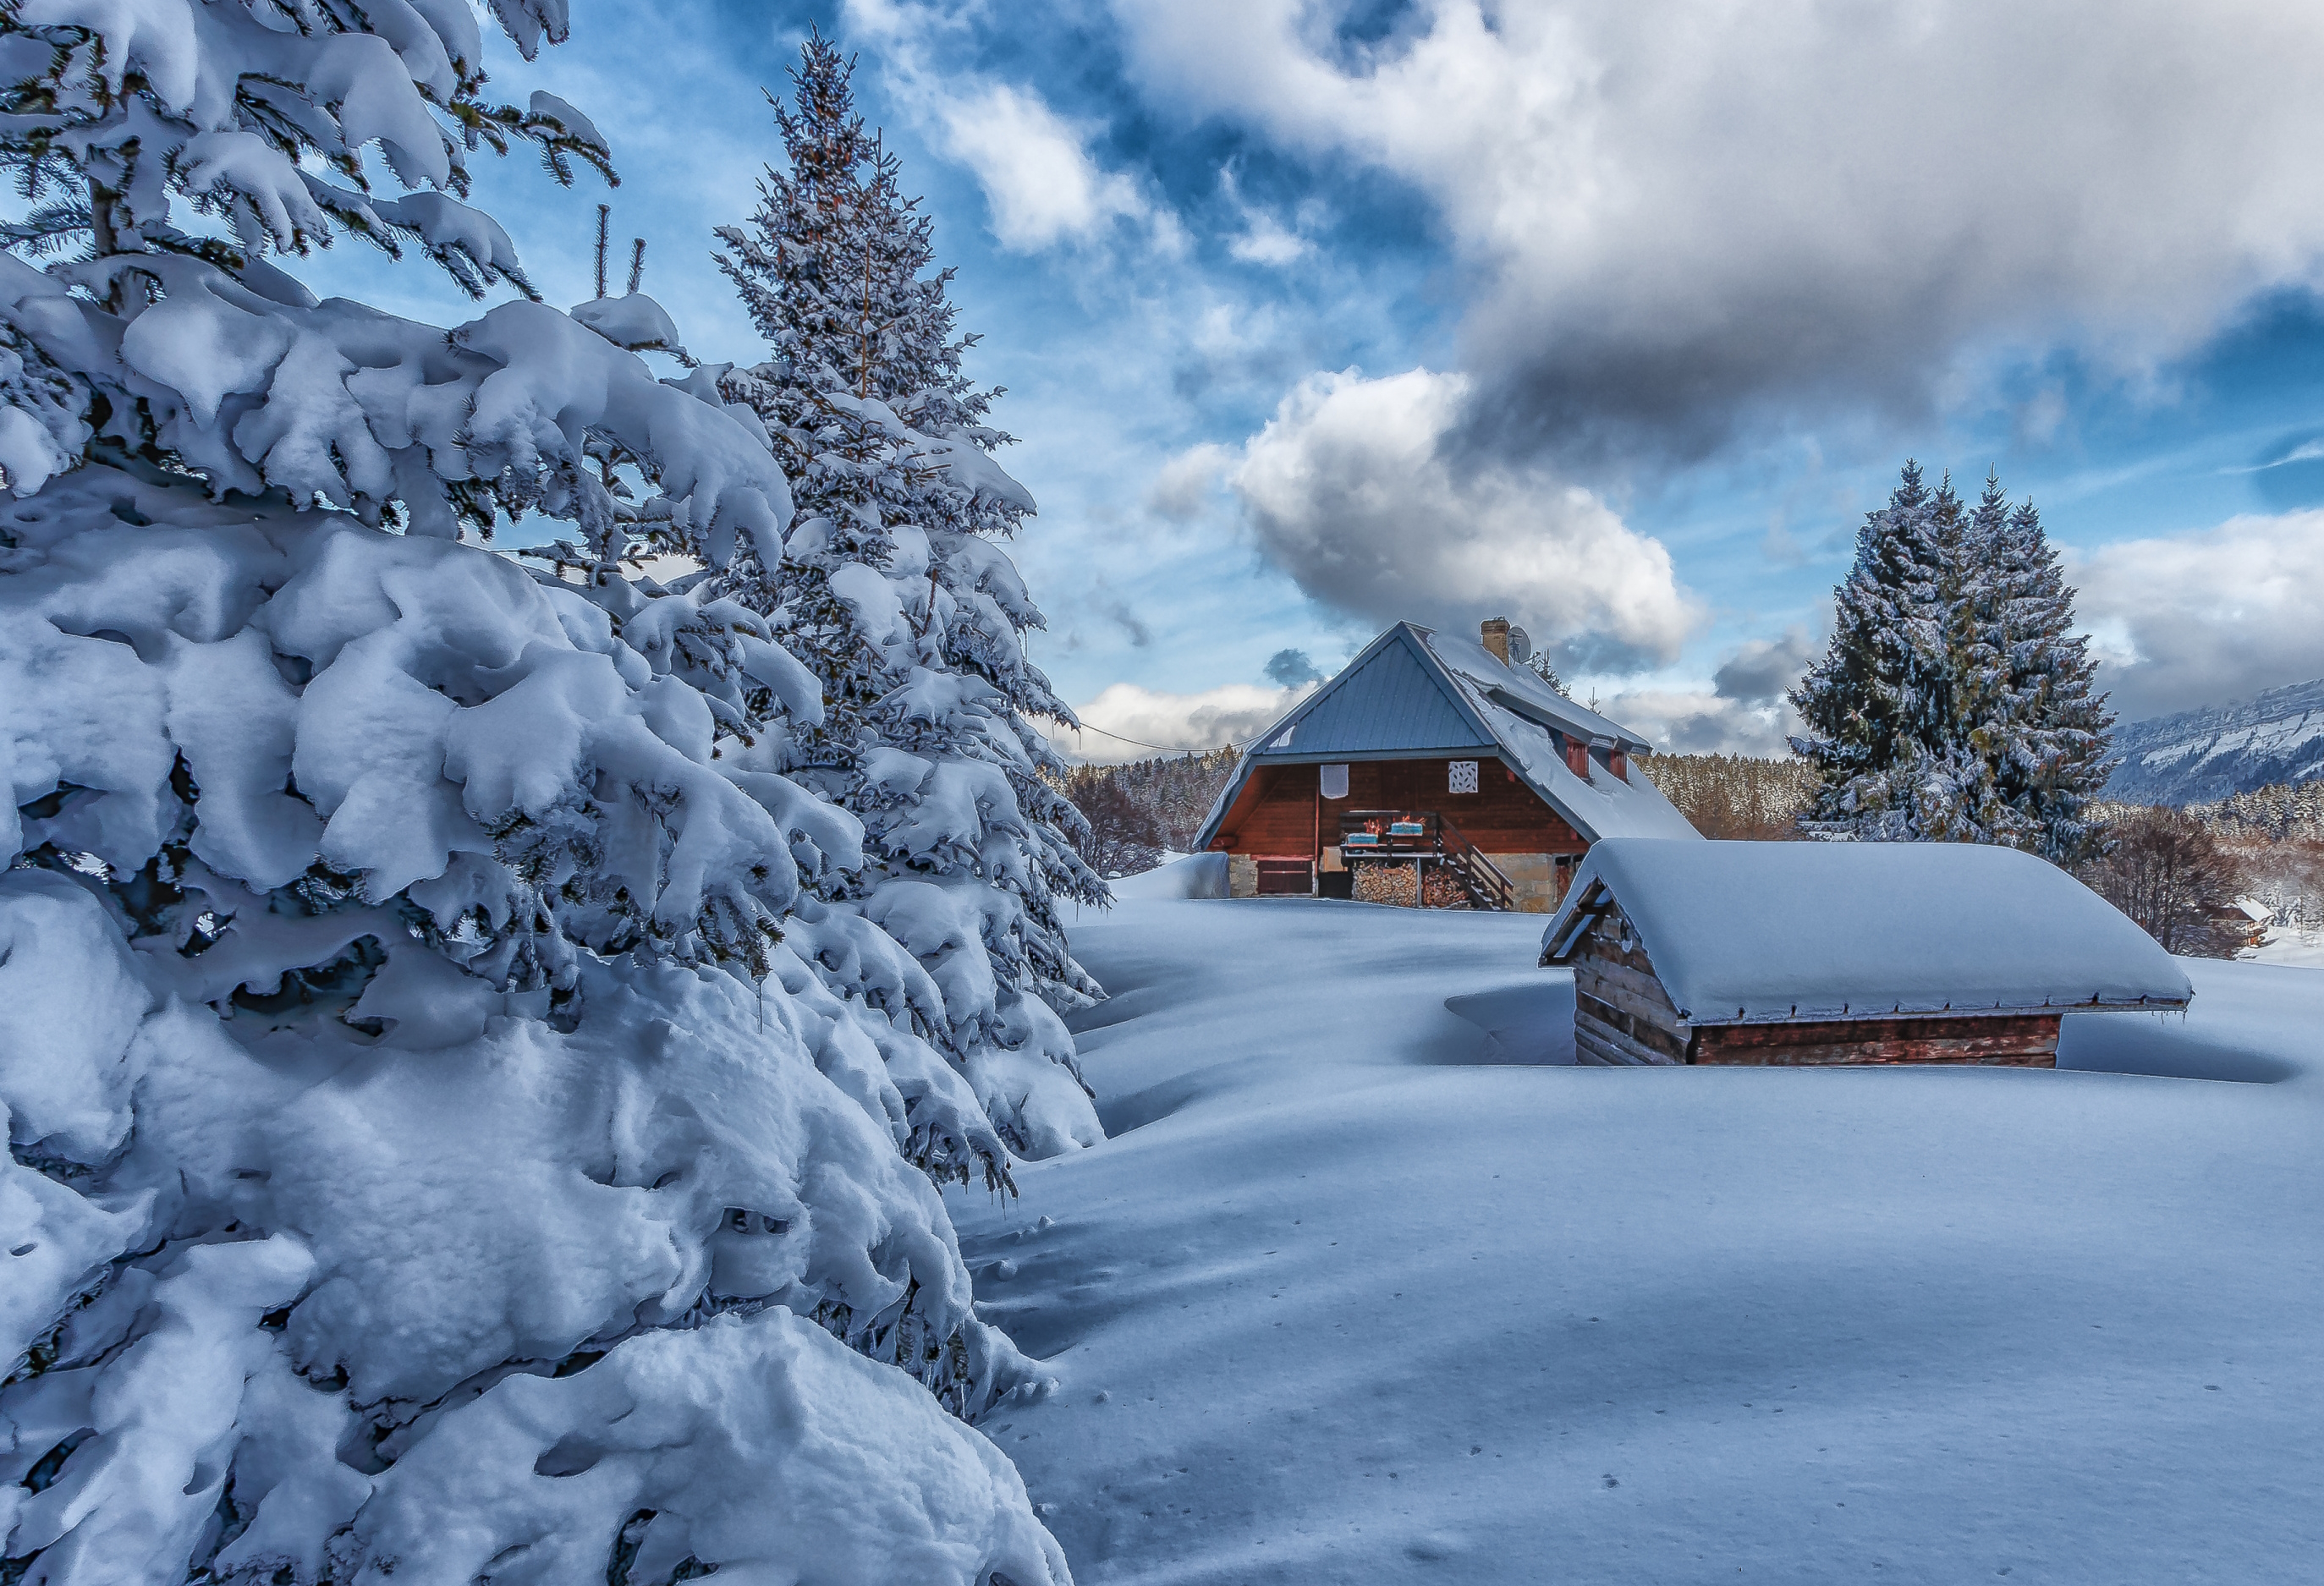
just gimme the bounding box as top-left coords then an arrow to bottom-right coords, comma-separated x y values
2249,926 -> 2324,971
950,887 -> 2324,1585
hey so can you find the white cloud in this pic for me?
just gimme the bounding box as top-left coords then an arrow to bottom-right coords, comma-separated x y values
936,82 -> 1146,250
1601,688 -> 1798,759
2069,510 -> 2324,722
845,0 -> 1151,252
1146,442 -> 1233,520
1109,0 -> 2324,446
1228,214 -> 1307,266
1217,167 -> 1310,266
1227,367 -> 1700,667
1063,680 -> 1316,764
1592,629 -> 1816,756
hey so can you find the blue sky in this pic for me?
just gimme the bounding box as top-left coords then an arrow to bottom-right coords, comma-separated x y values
294,0 -> 2324,760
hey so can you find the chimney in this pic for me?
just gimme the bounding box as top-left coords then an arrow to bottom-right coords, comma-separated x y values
1481,617 -> 1512,664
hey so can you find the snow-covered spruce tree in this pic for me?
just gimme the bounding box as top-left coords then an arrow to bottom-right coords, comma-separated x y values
711,35 -> 1106,1160
1962,476 -> 2113,863
0,6 -> 1066,1584
1791,461 -> 2111,856
1788,459 -> 1964,839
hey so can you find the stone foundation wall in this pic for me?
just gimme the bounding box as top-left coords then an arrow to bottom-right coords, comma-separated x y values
1485,852 -> 1573,914
1225,848 -> 1574,909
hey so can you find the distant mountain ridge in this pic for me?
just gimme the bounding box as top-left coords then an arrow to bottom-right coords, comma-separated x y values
2104,678 -> 2324,804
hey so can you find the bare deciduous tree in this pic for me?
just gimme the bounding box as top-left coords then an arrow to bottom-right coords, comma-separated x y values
1071,777 -> 1168,878
2082,807 -> 2249,958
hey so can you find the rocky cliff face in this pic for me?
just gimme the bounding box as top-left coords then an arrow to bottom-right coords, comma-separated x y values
2106,678 -> 2324,804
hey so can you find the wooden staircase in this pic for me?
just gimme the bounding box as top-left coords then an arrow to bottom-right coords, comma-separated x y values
1336,809 -> 1516,912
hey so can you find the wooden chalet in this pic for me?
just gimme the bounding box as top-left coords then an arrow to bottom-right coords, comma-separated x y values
1539,839 -> 2195,1067
1192,620 -> 1700,911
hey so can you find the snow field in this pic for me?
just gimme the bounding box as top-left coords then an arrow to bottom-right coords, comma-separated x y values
2249,927 -> 2324,972
954,896 -> 2324,1585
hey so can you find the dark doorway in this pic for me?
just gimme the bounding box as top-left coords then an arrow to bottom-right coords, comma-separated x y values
1255,859 -> 1314,895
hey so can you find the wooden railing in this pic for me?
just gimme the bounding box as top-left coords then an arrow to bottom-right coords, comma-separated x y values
1335,809 -> 1516,912
1436,813 -> 1516,912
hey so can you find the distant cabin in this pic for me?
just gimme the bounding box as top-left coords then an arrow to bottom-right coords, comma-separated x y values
1192,620 -> 1700,911
1539,839 -> 2195,1067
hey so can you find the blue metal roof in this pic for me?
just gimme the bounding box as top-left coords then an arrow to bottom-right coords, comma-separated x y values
1247,625 -> 1493,760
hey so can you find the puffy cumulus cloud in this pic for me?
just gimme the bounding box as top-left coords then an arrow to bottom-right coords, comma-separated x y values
2069,510 -> 2324,723
1218,167 -> 1311,266
1227,367 -> 1700,667
1598,630 -> 1811,755
1109,0 -> 2324,454
1228,211 -> 1308,267
1063,681 -> 1316,764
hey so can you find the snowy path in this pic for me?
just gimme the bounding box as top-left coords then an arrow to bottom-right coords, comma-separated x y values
948,897 -> 2324,1586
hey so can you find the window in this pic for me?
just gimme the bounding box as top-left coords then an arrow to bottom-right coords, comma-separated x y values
1320,763 -> 1350,800
1448,760 -> 1479,794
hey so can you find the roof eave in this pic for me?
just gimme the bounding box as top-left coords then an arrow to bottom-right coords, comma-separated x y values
1244,744 -> 1497,766
1680,997 -> 2194,1028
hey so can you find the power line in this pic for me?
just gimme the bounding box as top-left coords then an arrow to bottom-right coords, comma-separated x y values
1068,720 -> 1266,755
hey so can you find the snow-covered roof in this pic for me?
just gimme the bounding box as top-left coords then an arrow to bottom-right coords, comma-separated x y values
1540,839 -> 2193,1023
1192,623 -> 1700,849
1421,630 -> 1649,750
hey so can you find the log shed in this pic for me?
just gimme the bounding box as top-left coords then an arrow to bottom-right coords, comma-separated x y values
1538,839 -> 2195,1067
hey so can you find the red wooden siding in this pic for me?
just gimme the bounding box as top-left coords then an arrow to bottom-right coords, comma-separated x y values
1210,758 -> 1583,859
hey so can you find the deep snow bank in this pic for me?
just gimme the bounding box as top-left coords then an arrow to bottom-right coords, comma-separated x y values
952,897 -> 2324,1586
1107,853 -> 1227,902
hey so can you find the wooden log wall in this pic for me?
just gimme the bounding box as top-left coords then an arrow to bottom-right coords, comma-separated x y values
1691,1013 -> 2063,1067
1569,897 -> 2065,1068
1570,903 -> 1685,1065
